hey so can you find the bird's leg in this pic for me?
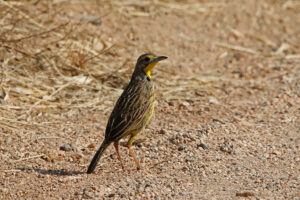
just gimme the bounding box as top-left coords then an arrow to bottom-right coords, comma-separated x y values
113,142 -> 125,170
127,135 -> 141,170
127,145 -> 141,170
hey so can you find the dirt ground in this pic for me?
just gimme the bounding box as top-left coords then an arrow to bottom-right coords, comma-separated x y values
0,0 -> 299,199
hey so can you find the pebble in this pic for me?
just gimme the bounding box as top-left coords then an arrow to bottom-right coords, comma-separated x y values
159,129 -> 167,134
236,191 -> 255,197
198,143 -> 208,150
185,157 -> 194,162
208,97 -> 219,104
168,101 -> 175,106
168,137 -> 176,144
179,101 -> 190,110
59,143 -> 77,152
87,143 -> 95,149
108,193 -> 115,198
178,146 -> 185,151
90,18 -> 102,25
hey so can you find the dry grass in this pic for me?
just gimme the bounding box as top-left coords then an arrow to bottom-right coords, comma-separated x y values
1,0 -> 299,129
0,0 -> 226,130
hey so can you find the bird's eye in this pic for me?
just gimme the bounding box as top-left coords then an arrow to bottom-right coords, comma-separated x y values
144,57 -> 150,62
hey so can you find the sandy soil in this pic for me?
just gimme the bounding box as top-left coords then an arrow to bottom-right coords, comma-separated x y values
0,0 -> 299,199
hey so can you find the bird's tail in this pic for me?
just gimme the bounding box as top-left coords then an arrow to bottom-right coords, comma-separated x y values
87,140 -> 111,174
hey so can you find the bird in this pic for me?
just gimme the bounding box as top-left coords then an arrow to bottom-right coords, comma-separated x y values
87,53 -> 167,174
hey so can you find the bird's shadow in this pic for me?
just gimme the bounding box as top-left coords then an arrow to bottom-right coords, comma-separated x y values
17,167 -> 85,176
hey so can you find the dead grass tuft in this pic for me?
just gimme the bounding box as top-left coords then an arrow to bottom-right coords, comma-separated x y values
0,0 -> 223,131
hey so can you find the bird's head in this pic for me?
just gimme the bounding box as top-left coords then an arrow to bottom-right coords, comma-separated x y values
134,53 -> 167,78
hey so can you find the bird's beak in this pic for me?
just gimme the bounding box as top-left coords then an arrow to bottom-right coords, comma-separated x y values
149,56 -> 168,64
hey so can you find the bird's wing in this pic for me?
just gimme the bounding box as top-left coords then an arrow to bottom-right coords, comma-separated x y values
105,84 -> 152,141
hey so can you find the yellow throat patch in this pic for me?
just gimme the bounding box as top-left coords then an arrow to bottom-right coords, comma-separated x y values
144,62 -> 158,78
143,55 -> 158,78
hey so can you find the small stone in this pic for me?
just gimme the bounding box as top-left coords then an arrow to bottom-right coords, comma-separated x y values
179,101 -> 190,110
91,186 -> 96,190
212,118 -> 225,124
87,143 -> 95,149
168,137 -> 175,144
272,151 -> 281,156
264,153 -> 269,158
198,143 -> 208,150
90,18 -> 102,25
178,146 -> 185,151
159,129 -> 167,134
185,157 -> 194,162
220,146 -> 226,152
208,97 -> 219,104
60,144 -> 71,151
108,193 -> 115,198
181,166 -> 188,171
236,191 -> 255,197
83,191 -> 93,199
168,101 -> 175,106
60,143 -> 77,152
181,101 -> 190,107
72,153 -> 83,160
272,66 -> 281,71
